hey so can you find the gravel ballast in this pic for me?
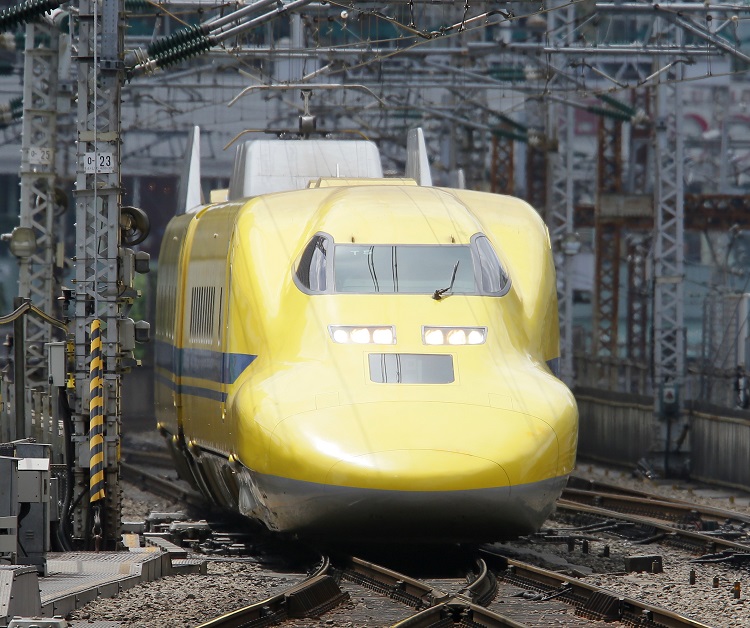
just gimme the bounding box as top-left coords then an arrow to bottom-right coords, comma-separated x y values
66,462 -> 750,626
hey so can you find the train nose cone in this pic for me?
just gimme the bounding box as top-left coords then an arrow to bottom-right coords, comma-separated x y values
266,401 -> 560,490
325,449 -> 510,492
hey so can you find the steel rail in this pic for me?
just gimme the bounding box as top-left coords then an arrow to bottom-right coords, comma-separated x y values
120,461 -> 208,510
480,549 -> 714,628
391,600 -> 529,627
562,486 -> 750,530
121,446 -> 175,469
555,500 -> 750,555
567,475 -> 676,499
195,555 -> 348,628
566,475 -> 750,527
458,558 -> 498,607
338,556 -> 531,627
338,555 -> 451,609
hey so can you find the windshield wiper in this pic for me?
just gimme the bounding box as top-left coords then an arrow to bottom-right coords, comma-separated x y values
432,261 -> 460,300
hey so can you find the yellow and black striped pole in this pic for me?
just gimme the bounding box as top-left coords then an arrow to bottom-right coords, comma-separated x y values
89,319 -> 106,503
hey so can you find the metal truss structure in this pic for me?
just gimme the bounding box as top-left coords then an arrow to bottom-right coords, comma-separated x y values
593,118 -> 623,359
625,89 -> 653,367
70,0 -> 125,545
8,0 -> 750,542
544,1 -> 578,385
626,236 -> 650,366
490,135 -> 514,196
18,19 -> 62,390
653,67 -> 686,388
547,99 -> 576,384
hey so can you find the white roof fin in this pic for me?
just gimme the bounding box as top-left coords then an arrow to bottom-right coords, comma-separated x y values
405,128 -> 433,186
176,125 -> 204,215
452,168 -> 466,189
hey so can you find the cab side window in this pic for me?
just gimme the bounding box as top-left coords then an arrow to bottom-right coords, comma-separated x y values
473,235 -> 509,295
296,234 -> 329,293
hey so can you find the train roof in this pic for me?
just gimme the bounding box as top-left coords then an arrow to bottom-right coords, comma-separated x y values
178,127 -> 432,214
179,127 -> 543,248
242,180 -> 538,246
228,139 -> 383,199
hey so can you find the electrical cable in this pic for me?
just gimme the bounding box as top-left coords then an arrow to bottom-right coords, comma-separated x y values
0,0 -> 62,31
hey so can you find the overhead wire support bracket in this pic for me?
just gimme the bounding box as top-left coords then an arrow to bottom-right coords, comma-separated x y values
0,0 -> 63,31
228,83 -> 387,108
128,0 -> 316,76
662,12 -> 750,66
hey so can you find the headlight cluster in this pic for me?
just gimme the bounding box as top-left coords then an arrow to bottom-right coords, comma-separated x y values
422,326 -> 487,345
328,325 -> 396,344
329,325 -> 487,345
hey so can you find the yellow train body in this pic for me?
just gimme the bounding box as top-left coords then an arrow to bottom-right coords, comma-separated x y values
155,179 -> 578,541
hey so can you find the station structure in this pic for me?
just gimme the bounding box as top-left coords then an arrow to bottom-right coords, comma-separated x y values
0,0 -> 749,566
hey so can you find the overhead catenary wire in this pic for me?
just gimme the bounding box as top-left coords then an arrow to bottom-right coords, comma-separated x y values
3,0 -> 736,184
128,0 -> 318,75
117,0 -> 750,144
0,0 -> 63,31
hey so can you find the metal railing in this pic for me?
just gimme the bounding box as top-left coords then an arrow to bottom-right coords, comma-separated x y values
574,354 -> 651,396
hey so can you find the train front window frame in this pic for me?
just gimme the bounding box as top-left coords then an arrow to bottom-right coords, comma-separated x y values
294,233 -> 510,297
471,234 -> 510,296
294,232 -> 331,294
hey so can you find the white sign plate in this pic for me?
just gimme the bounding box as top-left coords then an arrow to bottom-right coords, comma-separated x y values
84,152 -> 115,174
28,146 -> 53,165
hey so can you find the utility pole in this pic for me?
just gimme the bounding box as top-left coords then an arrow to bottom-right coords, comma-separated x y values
18,17 -> 62,392
653,26 -> 687,474
593,117 -> 623,363
545,1 -> 578,386
71,0 -> 125,547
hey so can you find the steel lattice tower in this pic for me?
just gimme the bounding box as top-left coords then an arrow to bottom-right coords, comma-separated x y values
545,0 -> 577,385
593,118 -> 623,360
653,79 -> 685,383
71,0 -> 124,545
653,23 -> 686,468
18,19 -> 62,389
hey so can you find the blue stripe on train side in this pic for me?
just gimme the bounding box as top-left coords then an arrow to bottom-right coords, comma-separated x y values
227,353 -> 257,382
154,340 -> 257,401
180,383 -> 228,403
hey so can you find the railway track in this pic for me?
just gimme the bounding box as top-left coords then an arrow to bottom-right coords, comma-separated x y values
481,550 -> 713,628
566,475 -> 750,530
560,475 -> 750,554
195,555 -> 347,628
121,452 -> 750,556
190,551 -> 712,627
121,460 -> 208,510
117,450 -> 734,626
188,551 -> 714,628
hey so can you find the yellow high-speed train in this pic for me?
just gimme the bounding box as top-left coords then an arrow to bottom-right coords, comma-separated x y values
155,135 -> 578,542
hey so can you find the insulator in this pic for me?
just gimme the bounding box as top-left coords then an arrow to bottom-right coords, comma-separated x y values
491,128 -> 528,143
147,24 -> 204,57
0,0 -> 63,30
586,105 -> 632,122
10,96 -> 23,118
124,0 -> 150,12
489,67 -> 526,82
0,103 -> 13,127
153,37 -> 212,69
597,93 -> 636,116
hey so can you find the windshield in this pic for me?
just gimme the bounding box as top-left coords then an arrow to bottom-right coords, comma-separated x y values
294,234 -> 509,296
335,245 -> 475,294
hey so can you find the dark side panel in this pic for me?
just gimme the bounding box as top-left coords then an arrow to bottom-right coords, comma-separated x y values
154,213 -> 194,435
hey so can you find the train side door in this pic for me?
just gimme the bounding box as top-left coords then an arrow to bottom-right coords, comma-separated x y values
180,206 -> 238,452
